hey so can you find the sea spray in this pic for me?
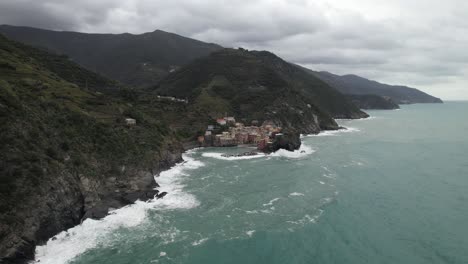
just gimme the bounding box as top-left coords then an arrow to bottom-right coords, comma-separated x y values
34,152 -> 204,264
269,143 -> 314,159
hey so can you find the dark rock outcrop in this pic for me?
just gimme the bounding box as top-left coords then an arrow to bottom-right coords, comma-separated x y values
266,129 -> 302,152
156,192 -> 168,199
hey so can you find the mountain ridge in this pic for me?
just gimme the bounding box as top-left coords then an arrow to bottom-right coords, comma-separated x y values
0,24 -> 223,88
313,71 -> 443,104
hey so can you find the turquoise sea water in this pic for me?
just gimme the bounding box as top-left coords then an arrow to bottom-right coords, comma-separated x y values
35,102 -> 468,264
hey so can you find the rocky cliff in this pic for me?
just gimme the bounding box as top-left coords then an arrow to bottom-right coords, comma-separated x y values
0,35 -> 187,263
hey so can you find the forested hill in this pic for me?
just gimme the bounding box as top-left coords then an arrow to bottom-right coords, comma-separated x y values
155,48 -> 368,133
0,34 -> 187,263
0,24 -> 223,88
313,71 -> 443,104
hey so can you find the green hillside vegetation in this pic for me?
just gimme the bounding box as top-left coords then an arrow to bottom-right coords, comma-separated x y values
0,35 -> 370,263
312,71 -> 443,104
156,48 -> 367,134
0,34 -> 187,262
0,25 -> 223,88
346,94 -> 400,110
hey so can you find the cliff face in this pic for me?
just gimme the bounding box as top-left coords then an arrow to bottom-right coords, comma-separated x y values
0,35 -> 186,263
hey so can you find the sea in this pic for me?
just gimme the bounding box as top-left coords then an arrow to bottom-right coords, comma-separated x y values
34,102 -> 468,264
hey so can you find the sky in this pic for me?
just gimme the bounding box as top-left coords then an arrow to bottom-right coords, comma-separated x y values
0,0 -> 467,100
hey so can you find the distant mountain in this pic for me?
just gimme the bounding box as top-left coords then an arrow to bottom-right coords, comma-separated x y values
0,24 -> 222,88
312,71 -> 443,104
155,48 -> 368,135
346,94 -> 400,110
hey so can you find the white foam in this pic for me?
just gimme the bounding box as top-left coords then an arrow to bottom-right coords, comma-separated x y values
286,209 -> 324,226
191,238 -> 209,246
34,152 -> 204,264
159,252 -> 167,257
319,181 -> 325,185
336,116 -> 377,121
304,127 -> 360,137
246,230 -> 255,237
269,143 -> 315,159
202,152 -> 265,161
289,192 -> 305,196
322,174 -> 336,179
262,198 -> 281,207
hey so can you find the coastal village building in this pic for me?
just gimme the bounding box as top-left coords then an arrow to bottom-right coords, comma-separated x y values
125,118 -> 136,126
200,116 -> 282,150
216,118 -> 227,126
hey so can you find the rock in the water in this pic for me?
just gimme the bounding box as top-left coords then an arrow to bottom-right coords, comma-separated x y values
265,129 -> 301,152
156,192 -> 168,199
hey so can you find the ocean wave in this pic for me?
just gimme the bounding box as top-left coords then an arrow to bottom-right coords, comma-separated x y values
269,143 -> 315,159
289,192 -> 305,196
286,209 -> 324,225
262,197 -> 281,207
34,153 -> 203,264
336,116 -> 377,121
303,126 -> 360,137
192,238 -> 209,246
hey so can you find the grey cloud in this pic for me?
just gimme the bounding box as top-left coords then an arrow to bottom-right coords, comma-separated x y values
0,0 -> 467,99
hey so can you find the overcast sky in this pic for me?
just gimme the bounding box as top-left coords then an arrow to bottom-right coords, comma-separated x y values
1,0 -> 467,100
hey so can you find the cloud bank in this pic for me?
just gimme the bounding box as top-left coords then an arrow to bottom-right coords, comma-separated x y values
1,0 -> 467,99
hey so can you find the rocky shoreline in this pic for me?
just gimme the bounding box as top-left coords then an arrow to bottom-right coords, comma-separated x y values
1,147 -> 184,264
1,115 -> 349,264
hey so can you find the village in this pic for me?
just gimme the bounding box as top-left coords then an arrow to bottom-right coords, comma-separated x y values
198,116 -> 283,151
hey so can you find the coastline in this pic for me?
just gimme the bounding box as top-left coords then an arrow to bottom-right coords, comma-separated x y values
24,122 -> 361,263
31,120 -> 366,263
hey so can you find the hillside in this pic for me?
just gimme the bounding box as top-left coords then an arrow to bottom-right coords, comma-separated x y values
156,48 -> 368,135
0,25 -> 222,88
346,94 -> 400,110
0,34 -> 191,263
313,71 -> 443,104
0,36 -> 370,263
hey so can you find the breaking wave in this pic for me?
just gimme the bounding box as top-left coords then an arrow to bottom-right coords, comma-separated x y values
303,126 -> 360,137
34,152 -> 204,264
269,143 -> 315,159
